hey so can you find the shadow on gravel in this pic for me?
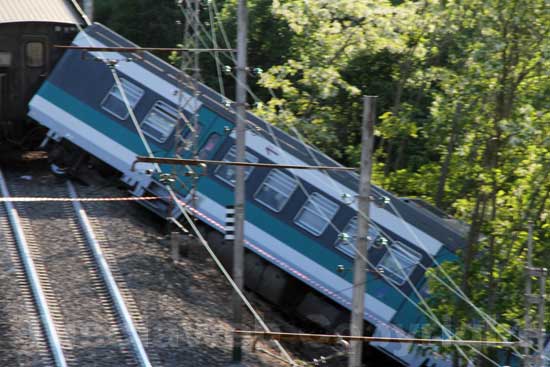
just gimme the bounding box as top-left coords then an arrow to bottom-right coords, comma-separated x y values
114,253 -> 233,318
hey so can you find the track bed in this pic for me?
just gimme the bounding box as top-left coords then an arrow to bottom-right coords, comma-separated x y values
2,171 -> 143,366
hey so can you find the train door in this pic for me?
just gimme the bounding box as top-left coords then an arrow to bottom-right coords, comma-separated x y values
0,37 -> 14,122
197,113 -> 229,159
0,68 -> 7,122
171,109 -> 230,198
21,35 -> 49,106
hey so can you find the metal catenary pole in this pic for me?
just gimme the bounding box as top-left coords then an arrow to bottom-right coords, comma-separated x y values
349,96 -> 376,367
525,221 -> 534,366
233,0 -> 248,363
523,221 -> 547,367
190,0 -> 201,208
536,270 -> 546,367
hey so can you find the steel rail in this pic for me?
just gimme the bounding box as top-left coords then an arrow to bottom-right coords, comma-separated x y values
0,169 -> 67,367
66,181 -> 152,367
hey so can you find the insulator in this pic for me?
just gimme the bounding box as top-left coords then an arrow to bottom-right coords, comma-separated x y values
340,192 -> 354,204
337,232 -> 350,242
375,195 -> 391,207
374,236 -> 389,247
159,173 -> 176,183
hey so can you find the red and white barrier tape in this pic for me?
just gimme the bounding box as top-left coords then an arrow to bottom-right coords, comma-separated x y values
0,196 -> 163,202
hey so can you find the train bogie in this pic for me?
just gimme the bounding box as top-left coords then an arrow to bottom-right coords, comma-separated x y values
256,265 -> 289,305
296,292 -> 343,330
244,252 -> 266,291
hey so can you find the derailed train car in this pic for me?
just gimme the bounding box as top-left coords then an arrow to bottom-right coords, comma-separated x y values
28,23 -> 471,366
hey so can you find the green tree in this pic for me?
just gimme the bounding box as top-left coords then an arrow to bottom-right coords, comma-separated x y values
95,0 -> 183,50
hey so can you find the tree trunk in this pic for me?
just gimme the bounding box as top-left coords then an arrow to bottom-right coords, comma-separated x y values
393,137 -> 407,171
480,178 -> 498,367
461,191 -> 485,297
435,103 -> 463,208
383,140 -> 393,178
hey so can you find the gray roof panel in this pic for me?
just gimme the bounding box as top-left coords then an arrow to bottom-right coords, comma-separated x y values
0,0 -> 82,25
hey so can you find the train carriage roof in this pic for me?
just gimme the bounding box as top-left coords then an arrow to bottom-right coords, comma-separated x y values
0,0 -> 83,25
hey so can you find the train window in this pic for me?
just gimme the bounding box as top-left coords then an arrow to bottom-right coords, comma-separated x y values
141,101 -> 178,143
101,78 -> 144,120
0,52 -> 12,67
254,170 -> 297,212
25,42 -> 44,67
335,217 -> 382,258
199,133 -> 221,160
215,145 -> 258,186
378,242 -> 421,285
294,193 -> 339,236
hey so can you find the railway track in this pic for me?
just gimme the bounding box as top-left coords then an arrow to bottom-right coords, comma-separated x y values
0,168 -> 154,367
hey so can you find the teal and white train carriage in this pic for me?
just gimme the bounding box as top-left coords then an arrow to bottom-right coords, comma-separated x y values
28,23 -> 469,367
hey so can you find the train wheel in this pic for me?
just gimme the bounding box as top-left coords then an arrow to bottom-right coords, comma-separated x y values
49,162 -> 67,177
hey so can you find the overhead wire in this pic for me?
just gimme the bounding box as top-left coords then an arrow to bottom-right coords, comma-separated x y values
282,98 -> 523,361
289,110 -> 525,349
161,4 -> 486,364
167,195 -> 296,365
66,1 -> 520,365
172,5 -> 296,363
287,115 -> 530,357
242,84 -> 489,366
386,200 -> 527,350
206,0 -> 227,97
288,123 -> 527,356
175,0 -> 478,358
189,3 -> 529,356
68,6 -> 297,366
193,2 -> 514,363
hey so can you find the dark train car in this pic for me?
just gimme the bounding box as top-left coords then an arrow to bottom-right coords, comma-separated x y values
0,0 -> 83,143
